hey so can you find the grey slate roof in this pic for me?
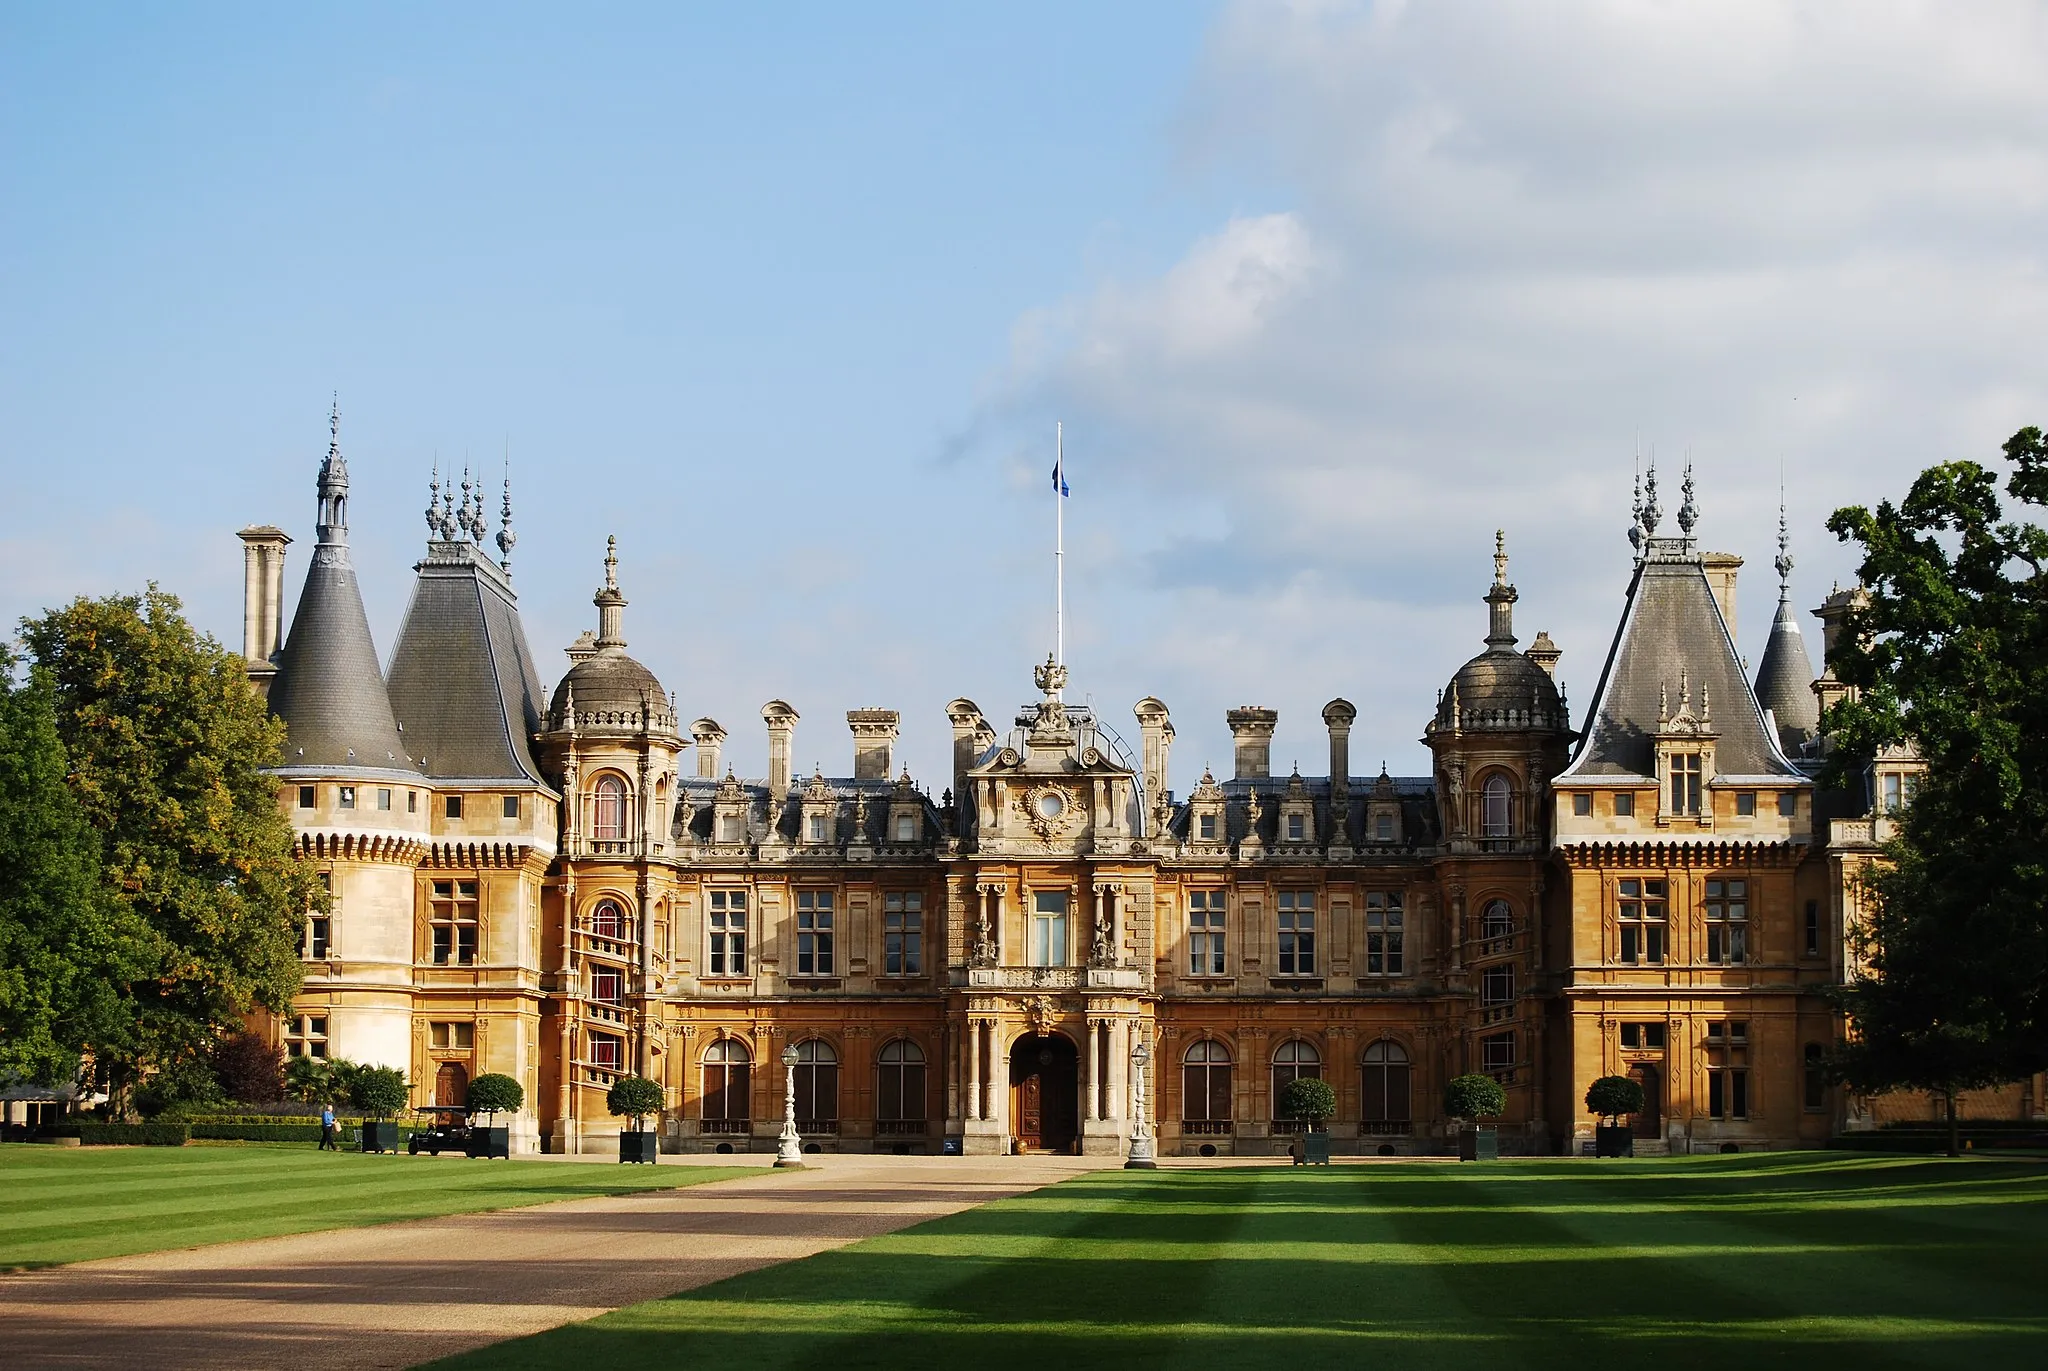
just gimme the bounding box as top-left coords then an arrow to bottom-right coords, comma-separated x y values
1753,593 -> 1820,750
1559,545 -> 1805,781
268,549 -> 416,776
385,542 -> 548,785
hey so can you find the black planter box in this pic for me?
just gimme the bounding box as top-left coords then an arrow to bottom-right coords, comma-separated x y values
1302,1131 -> 1332,1165
619,1130 -> 659,1164
1595,1125 -> 1635,1158
467,1125 -> 510,1159
359,1120 -> 400,1154
1458,1125 -> 1499,1161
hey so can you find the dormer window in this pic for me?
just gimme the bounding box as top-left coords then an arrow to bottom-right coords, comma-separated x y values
1374,812 -> 1394,841
1286,813 -> 1305,842
808,814 -> 828,843
720,815 -> 740,843
1670,754 -> 1702,815
895,814 -> 916,842
1199,813 -> 1217,841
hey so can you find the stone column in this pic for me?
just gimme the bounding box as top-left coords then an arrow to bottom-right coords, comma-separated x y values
967,1018 -> 983,1121
1080,1018 -> 1097,1121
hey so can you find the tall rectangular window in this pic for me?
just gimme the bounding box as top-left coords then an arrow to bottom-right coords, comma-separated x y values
1573,792 -> 1592,816
1709,1068 -> 1749,1119
1030,891 -> 1069,968
445,794 -> 464,820
502,794 -> 520,819
1188,890 -> 1226,975
795,890 -> 835,975
1276,891 -> 1316,975
1670,754 -> 1702,815
589,1032 -> 623,1073
588,967 -> 624,1004
1803,900 -> 1821,958
1778,790 -> 1798,817
1704,879 -> 1749,964
306,872 -> 332,960
1364,891 -> 1404,975
430,879 -> 479,965
1198,812 -> 1218,840
894,813 -> 916,842
338,785 -> 355,810
1617,879 -> 1668,964
884,892 -> 923,975
1286,813 -> 1305,842
1480,961 -> 1515,1007
298,785 -> 316,809
377,787 -> 392,811
1480,1031 -> 1516,1081
707,890 -> 747,976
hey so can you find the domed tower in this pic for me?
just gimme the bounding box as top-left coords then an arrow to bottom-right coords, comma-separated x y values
1423,531 -> 1575,850
1753,502 -> 1820,754
536,538 -> 683,1152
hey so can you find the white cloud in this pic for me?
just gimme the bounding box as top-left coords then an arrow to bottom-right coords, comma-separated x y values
964,0 -> 2048,783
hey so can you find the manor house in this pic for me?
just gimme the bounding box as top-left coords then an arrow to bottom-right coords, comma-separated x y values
241,413 -> 2043,1156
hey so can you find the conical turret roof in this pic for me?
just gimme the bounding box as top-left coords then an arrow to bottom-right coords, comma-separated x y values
267,403 -> 416,776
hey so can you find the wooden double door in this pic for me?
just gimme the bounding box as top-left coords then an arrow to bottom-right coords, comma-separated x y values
1010,1034 -> 1079,1153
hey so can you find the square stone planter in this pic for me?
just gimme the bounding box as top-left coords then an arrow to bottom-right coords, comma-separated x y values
1595,1125 -> 1635,1158
1458,1125 -> 1499,1162
466,1125 -> 510,1159
619,1130 -> 659,1164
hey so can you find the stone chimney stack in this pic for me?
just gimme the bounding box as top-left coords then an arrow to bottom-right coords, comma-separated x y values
236,525 -> 291,692
692,718 -> 726,780
1525,631 -> 1561,677
762,701 -> 799,803
847,708 -> 900,781
1134,697 -> 1174,811
1703,552 -> 1742,642
1227,706 -> 1278,781
1322,698 -> 1356,804
946,698 -> 986,805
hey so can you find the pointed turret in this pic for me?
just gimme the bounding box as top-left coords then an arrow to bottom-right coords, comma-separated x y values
268,399 -> 416,774
1754,500 -> 1820,751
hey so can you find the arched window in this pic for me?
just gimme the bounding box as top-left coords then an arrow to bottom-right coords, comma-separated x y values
1182,1040 -> 1233,1126
591,899 -> 627,941
795,1039 -> 838,1132
1482,774 -> 1513,837
876,1040 -> 926,1128
701,1039 -> 751,1124
1361,1040 -> 1411,1128
1272,1040 -> 1322,1120
1481,898 -> 1513,942
593,775 -> 628,841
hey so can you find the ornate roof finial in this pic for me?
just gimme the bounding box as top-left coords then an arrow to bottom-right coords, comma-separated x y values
1493,529 -> 1508,587
496,468 -> 516,573
439,479 -> 455,540
426,460 -> 442,539
604,534 -> 619,591
315,392 -> 350,552
1774,488 -> 1793,596
1640,461 -> 1662,537
1677,460 -> 1698,535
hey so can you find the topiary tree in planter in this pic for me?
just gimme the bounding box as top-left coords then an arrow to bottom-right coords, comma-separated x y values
348,1066 -> 409,1153
1445,1073 -> 1506,1161
607,1075 -> 665,1164
1278,1076 -> 1339,1165
464,1073 -> 523,1159
1585,1074 -> 1645,1157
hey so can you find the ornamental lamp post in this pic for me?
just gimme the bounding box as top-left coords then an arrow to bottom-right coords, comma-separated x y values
1125,1036 -> 1157,1169
775,1043 -> 805,1169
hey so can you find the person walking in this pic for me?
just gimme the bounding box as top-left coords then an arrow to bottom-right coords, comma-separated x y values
319,1102 -> 338,1151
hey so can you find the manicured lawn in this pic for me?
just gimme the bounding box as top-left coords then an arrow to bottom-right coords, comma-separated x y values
0,1143 -> 754,1269
433,1154 -> 2048,1370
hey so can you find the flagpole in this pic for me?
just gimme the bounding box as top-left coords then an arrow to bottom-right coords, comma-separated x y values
1055,422 -> 1065,668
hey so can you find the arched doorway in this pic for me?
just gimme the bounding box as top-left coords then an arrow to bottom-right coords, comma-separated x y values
1009,1033 -> 1079,1153
1628,1063 -> 1662,1139
435,1060 -> 469,1109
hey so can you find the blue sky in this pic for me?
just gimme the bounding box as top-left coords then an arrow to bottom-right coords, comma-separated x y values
7,3 -> 2048,791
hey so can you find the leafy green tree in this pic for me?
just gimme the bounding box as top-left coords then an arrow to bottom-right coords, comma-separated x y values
1277,1076 -> 1336,1132
606,1075 -> 664,1131
467,1072 -> 525,1121
1824,427 -> 2048,1151
0,647 -> 147,1085
17,589 -> 319,1100
1444,1073 -> 1506,1123
284,1054 -> 352,1106
1585,1075 -> 1645,1125
348,1065 -> 410,1120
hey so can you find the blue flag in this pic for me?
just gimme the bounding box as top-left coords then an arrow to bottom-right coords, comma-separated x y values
1052,454 -> 1069,497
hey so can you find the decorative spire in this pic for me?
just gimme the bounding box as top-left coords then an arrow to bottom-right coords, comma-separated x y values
457,467 -> 475,543
1640,462 -> 1662,538
1484,530 -> 1518,650
426,461 -> 442,539
314,392 -> 350,555
1677,461 -> 1698,536
440,480 -> 455,541
1774,491 -> 1793,598
496,470 -> 516,573
594,535 -> 627,649
1628,457 -> 1645,553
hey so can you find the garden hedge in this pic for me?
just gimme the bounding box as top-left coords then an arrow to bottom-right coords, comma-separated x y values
78,1123 -> 190,1146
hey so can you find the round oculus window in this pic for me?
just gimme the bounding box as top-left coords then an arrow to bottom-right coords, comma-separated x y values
1036,791 -> 1066,820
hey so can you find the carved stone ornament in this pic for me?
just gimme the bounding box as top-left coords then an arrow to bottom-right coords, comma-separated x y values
1026,995 -> 1056,1034
1015,781 -> 1084,842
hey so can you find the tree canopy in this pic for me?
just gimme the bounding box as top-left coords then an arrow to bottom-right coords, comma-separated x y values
1824,427 -> 2048,1122
13,589 -> 318,1098
1585,1075 -> 1645,1125
468,1072 -> 526,1119
605,1075 -> 664,1129
1444,1073 -> 1506,1121
1277,1076 -> 1337,1128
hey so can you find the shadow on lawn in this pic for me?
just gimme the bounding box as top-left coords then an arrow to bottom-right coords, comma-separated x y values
434,1156 -> 2048,1371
